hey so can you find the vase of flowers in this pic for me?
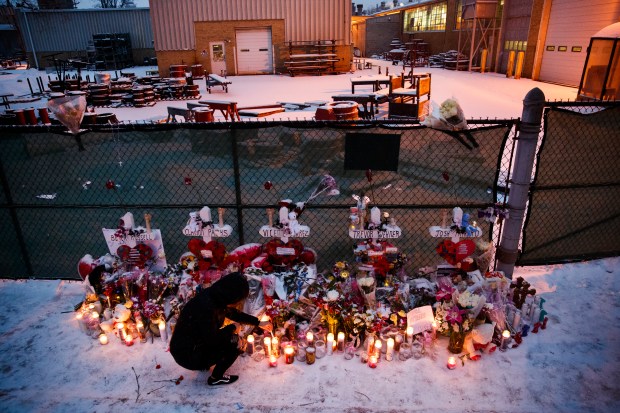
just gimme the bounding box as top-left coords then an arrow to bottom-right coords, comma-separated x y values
357,270 -> 377,310
435,289 -> 486,354
448,326 -> 467,354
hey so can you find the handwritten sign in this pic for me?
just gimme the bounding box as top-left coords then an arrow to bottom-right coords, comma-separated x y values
348,227 -> 402,239
429,226 -> 482,242
259,226 -> 310,238
183,225 -> 232,238
406,305 -> 435,335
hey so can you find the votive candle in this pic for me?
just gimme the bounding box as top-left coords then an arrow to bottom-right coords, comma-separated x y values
368,355 -> 378,368
284,345 -> 295,364
374,339 -> 382,359
99,333 -> 109,345
326,333 -> 334,355
125,334 -> 134,347
305,347 -> 316,365
394,334 -> 403,352
337,332 -> 345,353
269,354 -> 277,367
271,336 -> 280,357
264,336 -> 272,356
158,321 -> 168,343
306,331 -> 314,347
386,338 -> 394,361
76,312 -> 88,333
500,330 -> 511,351
406,326 -> 414,344
116,322 -> 126,340
246,334 -> 255,355
447,356 -> 457,370
431,321 -> 438,340
136,321 -> 146,342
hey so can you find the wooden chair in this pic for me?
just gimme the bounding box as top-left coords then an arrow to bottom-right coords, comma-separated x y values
388,73 -> 431,119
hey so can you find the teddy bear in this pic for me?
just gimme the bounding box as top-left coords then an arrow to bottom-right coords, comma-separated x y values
463,322 -> 497,360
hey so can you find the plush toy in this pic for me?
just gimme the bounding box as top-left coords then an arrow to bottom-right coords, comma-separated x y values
288,211 -> 300,236
463,322 -> 497,360
112,303 -> 131,323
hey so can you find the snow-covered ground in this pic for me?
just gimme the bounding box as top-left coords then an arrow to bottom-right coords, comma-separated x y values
0,258 -> 619,413
0,58 -> 577,123
3,60 -> 618,413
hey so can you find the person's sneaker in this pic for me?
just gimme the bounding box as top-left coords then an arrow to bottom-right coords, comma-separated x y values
207,375 -> 239,386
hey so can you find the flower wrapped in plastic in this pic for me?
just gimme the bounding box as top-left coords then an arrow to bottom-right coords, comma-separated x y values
243,267 -> 266,317
356,267 -> 377,310
46,93 -> 87,134
422,98 -> 468,131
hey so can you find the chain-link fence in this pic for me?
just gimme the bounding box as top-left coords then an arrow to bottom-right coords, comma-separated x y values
517,102 -> 620,265
0,119 -> 515,279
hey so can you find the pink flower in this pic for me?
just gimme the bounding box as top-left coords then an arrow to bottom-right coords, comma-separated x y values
445,305 -> 466,325
436,285 -> 455,302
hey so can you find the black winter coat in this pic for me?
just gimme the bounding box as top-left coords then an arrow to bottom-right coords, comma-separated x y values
170,273 -> 259,370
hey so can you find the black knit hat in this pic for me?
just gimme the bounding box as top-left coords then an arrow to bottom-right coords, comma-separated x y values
209,272 -> 250,306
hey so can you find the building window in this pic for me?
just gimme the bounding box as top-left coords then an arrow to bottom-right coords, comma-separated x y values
455,1 -> 463,30
504,40 -> 527,51
404,2 -> 447,33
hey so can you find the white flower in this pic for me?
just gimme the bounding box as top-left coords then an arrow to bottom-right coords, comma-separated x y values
439,99 -> 459,119
358,277 -> 375,288
326,290 -> 340,302
457,291 -> 481,308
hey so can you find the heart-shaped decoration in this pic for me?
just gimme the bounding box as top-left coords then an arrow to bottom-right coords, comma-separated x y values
455,240 -> 476,263
436,240 -> 475,265
187,239 -> 227,269
117,244 -> 153,268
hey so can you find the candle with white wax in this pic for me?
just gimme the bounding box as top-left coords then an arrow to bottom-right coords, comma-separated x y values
116,322 -> 126,340
386,338 -> 394,361
264,337 -> 272,356
337,332 -> 345,353
136,321 -> 146,342
394,334 -> 403,352
271,336 -> 280,357
306,331 -> 314,347
246,334 -> 255,355
326,333 -> 334,355
512,310 -> 522,330
406,326 -> 414,344
158,320 -> 168,342
99,333 -> 109,345
76,313 -> 88,333
125,334 -> 134,347
373,339 -> 382,360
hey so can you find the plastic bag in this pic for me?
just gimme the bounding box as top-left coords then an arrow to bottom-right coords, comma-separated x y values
422,98 -> 468,131
47,94 -> 87,134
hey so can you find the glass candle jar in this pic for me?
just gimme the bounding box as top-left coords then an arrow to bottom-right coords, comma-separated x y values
314,340 -> 326,359
305,347 -> 316,365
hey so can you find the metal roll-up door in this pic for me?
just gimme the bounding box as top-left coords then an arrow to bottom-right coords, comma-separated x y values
235,28 -> 273,75
539,0 -> 619,86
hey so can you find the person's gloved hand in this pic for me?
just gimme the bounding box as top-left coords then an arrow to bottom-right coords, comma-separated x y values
258,320 -> 273,334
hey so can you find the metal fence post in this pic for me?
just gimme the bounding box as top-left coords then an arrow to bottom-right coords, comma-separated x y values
496,88 -> 545,278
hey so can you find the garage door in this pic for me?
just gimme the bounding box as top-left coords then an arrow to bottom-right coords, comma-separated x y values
236,28 -> 273,74
539,0 -> 619,86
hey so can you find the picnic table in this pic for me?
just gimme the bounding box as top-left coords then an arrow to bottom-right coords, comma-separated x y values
198,99 -> 240,121
206,74 -> 232,93
350,75 -> 392,94
331,93 -> 389,119
1,93 -> 13,109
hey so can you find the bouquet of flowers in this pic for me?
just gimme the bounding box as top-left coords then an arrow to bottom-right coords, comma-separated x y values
356,266 -> 377,310
422,98 -> 468,131
434,289 -> 486,353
